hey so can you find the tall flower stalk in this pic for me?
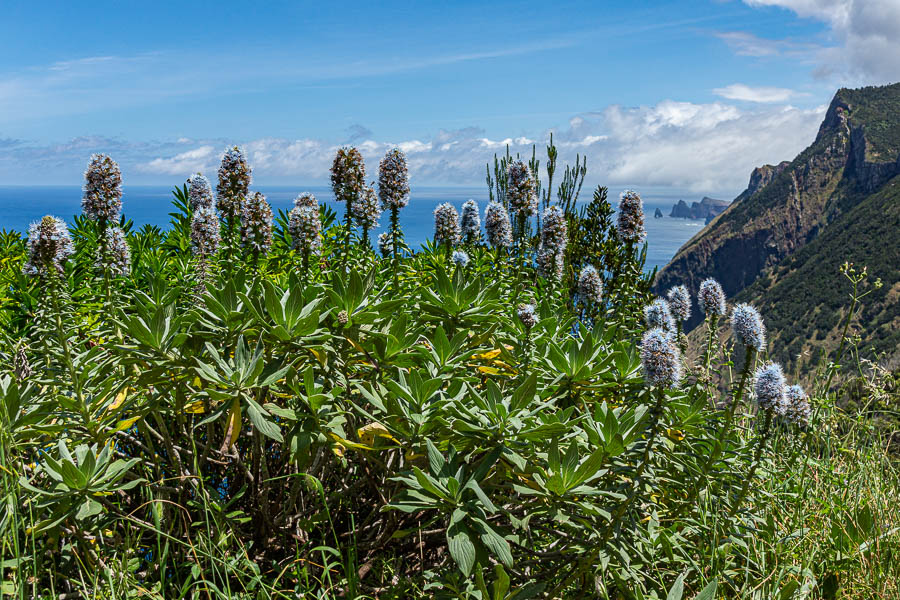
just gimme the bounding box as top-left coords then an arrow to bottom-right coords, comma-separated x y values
729,362 -> 785,517
331,147 -> 366,268
216,146 -> 252,271
288,193 -> 322,278
378,148 -> 409,288
506,160 -> 537,267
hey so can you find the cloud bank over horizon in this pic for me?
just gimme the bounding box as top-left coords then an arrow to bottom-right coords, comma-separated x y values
0,99 -> 825,198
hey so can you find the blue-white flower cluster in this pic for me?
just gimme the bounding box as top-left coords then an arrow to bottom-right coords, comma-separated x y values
640,328 -> 682,387
378,148 -> 410,210
536,205 -> 567,281
433,203 -> 461,247
191,206 -> 221,257
577,265 -> 603,304
240,191 -> 273,254
187,173 -> 214,211
289,194 -> 322,257
216,147 -> 252,220
731,303 -> 766,351
666,285 -> 691,324
484,201 -> 513,248
351,186 -> 382,232
82,154 -> 123,222
754,362 -> 786,412
460,199 -> 481,244
102,226 -> 131,277
617,190 -> 646,244
698,278 -> 727,317
331,147 -> 366,204
645,298 -> 675,332
506,160 -> 537,217
24,216 -> 74,277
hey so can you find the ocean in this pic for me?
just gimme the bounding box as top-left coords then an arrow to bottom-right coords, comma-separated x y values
0,185 -> 707,271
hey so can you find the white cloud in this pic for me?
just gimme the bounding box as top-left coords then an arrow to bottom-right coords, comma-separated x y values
139,146 -> 216,175
0,100 -> 826,197
713,83 -> 802,103
737,0 -> 900,84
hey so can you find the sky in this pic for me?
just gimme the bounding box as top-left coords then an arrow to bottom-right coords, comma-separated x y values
1,0 -> 899,197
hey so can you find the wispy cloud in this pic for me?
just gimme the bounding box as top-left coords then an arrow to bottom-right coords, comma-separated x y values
713,83 -> 805,103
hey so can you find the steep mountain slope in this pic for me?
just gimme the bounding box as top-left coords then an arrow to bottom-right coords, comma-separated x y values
655,83 -> 900,371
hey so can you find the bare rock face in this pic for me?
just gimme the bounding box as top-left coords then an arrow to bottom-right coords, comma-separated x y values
670,197 -> 730,220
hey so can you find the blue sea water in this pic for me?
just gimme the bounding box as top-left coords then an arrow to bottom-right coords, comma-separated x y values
0,185 -> 707,270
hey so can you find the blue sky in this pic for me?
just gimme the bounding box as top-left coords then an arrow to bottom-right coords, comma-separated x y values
1,0 -> 898,194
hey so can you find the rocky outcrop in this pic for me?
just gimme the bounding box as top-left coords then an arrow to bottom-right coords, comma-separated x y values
745,162 -> 790,199
654,207 -> 663,218
669,197 -> 729,219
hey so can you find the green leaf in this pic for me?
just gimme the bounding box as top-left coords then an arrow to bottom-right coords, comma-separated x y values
246,398 -> 283,442
666,574 -> 685,600
447,525 -> 476,576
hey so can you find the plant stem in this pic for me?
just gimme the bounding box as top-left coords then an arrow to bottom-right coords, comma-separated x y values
728,409 -> 773,518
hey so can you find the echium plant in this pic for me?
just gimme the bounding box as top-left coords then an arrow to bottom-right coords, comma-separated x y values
378,148 -> 409,284
576,264 -> 603,321
331,147 -> 366,264
784,384 -> 811,426
288,193 -> 322,275
240,191 -> 273,264
460,199 -> 481,245
187,173 -> 214,211
536,205 -> 567,282
351,185 -> 381,249
433,202 -> 461,253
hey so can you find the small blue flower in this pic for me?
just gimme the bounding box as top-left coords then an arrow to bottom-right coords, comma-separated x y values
452,250 -> 470,267
645,298 -> 675,331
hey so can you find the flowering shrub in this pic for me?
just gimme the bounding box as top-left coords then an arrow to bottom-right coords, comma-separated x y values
0,144 -> 896,600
